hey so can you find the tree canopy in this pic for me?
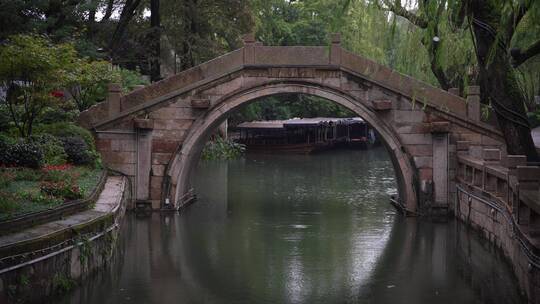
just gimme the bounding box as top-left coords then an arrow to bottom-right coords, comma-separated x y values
0,0 -> 539,156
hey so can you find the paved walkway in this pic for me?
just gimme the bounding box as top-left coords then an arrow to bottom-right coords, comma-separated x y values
0,176 -> 125,251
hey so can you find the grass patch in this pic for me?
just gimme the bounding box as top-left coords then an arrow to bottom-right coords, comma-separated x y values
0,166 -> 103,221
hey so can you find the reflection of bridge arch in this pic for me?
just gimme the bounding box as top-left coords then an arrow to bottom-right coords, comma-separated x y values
79,37 -> 505,214
168,81 -> 417,211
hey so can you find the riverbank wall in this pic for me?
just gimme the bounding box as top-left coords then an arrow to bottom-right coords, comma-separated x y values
455,187 -> 538,302
454,152 -> 540,303
0,176 -> 129,303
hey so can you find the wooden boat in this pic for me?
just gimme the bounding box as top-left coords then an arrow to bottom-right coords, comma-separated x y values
235,117 -> 374,154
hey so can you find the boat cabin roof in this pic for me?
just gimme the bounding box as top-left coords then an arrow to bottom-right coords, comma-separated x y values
236,117 -> 365,130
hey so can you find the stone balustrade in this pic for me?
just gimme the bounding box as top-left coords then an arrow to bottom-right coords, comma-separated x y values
457,149 -> 540,242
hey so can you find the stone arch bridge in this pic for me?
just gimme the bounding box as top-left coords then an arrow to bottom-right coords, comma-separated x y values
79,36 -> 506,214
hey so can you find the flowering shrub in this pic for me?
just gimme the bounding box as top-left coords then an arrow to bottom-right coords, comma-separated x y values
0,140 -> 44,168
43,164 -> 73,171
42,164 -> 79,184
40,181 -> 83,201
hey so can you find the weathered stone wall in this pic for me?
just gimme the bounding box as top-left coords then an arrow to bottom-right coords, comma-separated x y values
456,189 -> 540,302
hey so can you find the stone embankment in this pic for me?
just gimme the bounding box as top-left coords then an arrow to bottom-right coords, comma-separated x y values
0,176 -> 129,303
455,142 -> 540,303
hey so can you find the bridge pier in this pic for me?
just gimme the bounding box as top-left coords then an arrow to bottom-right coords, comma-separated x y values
134,119 -> 154,209
432,129 -> 449,213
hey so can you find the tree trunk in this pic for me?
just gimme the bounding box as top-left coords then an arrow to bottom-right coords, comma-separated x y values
180,0 -> 198,70
150,0 -> 161,82
470,1 -> 539,161
101,0 -> 115,22
109,0 -> 142,57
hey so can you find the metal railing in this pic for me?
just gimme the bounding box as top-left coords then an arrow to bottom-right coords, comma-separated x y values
456,184 -> 540,269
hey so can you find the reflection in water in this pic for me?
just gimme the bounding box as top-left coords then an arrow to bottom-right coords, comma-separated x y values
60,147 -> 524,304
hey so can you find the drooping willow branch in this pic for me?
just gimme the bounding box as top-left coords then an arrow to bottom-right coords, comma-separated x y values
511,39 -> 540,67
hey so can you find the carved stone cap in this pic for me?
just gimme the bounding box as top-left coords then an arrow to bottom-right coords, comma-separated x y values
108,83 -> 122,93
134,118 -> 154,130
429,121 -> 450,133
331,33 -> 341,44
466,86 -> 480,96
242,33 -> 256,45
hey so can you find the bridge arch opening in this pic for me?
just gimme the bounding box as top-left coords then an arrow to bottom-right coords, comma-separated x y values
166,81 -> 417,212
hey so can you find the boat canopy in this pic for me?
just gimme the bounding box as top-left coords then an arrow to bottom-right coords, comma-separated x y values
236,117 -> 365,130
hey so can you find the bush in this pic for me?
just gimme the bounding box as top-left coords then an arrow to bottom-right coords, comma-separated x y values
61,136 -> 94,165
0,134 -> 16,165
4,168 -> 42,181
0,192 -> 19,214
31,134 -> 68,166
40,181 -> 83,201
22,192 -> 62,205
34,122 -> 96,151
43,165 -> 73,182
1,140 -> 44,168
202,137 -> 245,160
37,107 -> 78,125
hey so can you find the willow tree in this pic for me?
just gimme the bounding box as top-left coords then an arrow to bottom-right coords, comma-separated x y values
378,0 -> 539,160
452,0 -> 540,160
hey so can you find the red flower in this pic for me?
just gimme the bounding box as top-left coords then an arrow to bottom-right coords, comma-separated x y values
50,90 -> 64,98
43,164 -> 72,171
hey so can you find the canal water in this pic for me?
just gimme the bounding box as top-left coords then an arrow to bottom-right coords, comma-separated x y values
61,147 -> 524,304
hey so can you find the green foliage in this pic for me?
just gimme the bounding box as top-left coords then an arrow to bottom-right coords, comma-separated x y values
8,168 -> 43,182
21,192 -> 62,205
65,59 -> 119,112
528,110 -> 540,129
231,94 -> 355,125
202,137 -> 245,160
0,34 -> 78,138
35,122 -> 96,151
0,139 -> 44,168
40,181 -> 83,201
0,165 -> 102,218
117,68 -> 150,93
162,0 -> 254,69
61,137 -> 95,166
31,134 -> 68,166
0,192 -> 19,214
0,134 -> 15,164
78,235 -> 92,266
37,106 -> 78,125
64,60 -> 148,112
52,273 -> 76,295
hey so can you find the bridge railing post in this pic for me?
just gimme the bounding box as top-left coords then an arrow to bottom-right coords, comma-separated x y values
242,33 -> 257,65
107,83 -> 122,117
466,86 -> 480,122
330,33 -> 341,66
